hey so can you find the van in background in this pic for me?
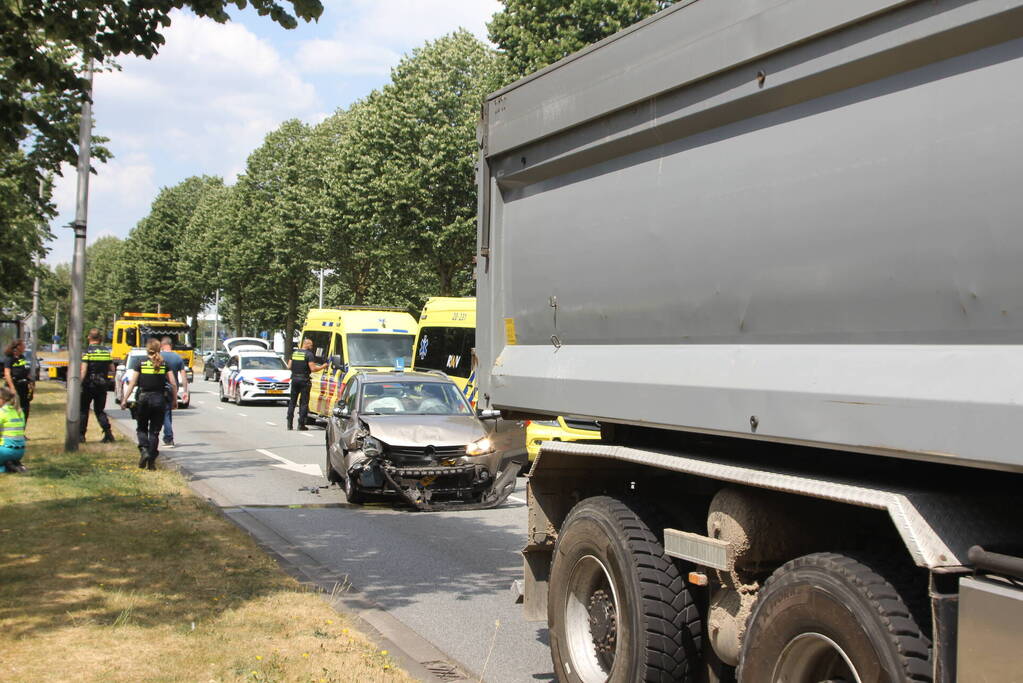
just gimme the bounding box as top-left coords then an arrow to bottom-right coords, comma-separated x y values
298,307 -> 418,420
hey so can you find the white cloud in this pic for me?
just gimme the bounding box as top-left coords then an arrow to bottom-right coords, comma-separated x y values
295,0 -> 501,76
295,39 -> 400,75
94,11 -> 319,177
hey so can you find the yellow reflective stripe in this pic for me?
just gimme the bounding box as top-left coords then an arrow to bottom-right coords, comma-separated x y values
139,361 -> 164,374
0,406 -> 24,438
292,353 -> 305,360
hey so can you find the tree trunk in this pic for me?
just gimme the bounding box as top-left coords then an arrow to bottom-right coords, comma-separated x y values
285,281 -> 297,354
232,286 -> 244,337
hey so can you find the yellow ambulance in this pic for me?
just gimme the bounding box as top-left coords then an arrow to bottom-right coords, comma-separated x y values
412,297 -> 477,404
112,312 -> 194,366
300,307 -> 419,419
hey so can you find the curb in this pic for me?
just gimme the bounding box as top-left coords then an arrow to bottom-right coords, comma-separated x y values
109,418 -> 474,683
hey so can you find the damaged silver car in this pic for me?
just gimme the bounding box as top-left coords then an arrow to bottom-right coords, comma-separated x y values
324,371 -> 520,510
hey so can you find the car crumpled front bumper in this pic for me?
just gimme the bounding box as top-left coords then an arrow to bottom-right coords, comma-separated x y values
350,449 -> 520,511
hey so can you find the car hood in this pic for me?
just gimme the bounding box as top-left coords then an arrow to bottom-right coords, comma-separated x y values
360,415 -> 487,447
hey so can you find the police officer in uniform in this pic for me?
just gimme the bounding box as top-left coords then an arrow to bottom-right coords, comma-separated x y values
3,339 -> 34,427
286,338 -> 325,431
120,339 -> 177,469
80,328 -> 116,443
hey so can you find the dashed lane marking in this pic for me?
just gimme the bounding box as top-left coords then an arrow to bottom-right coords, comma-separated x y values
266,421 -> 277,426
238,413 -> 247,417
217,407 -> 224,410
300,432 -> 316,438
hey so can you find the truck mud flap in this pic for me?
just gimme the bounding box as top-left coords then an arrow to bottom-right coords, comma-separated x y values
379,459 -> 521,512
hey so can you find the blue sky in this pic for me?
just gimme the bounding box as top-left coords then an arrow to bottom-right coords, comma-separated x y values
47,0 -> 502,265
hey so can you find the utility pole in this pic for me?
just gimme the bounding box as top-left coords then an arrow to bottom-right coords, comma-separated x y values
65,60 -> 93,452
318,269 -> 325,308
29,255 -> 41,378
53,304 -> 60,351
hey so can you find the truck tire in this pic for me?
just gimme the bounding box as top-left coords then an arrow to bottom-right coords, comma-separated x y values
219,383 -> 227,403
738,552 -> 932,683
548,496 -> 701,683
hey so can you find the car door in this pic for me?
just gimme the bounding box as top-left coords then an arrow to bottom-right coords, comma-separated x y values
338,378 -> 362,452
223,356 -> 239,398
304,330 -> 333,417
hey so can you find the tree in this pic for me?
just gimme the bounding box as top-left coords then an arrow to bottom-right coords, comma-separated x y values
235,119 -> 324,348
123,175 -> 223,335
338,31 -> 507,308
488,0 -> 678,76
81,236 -> 127,334
0,1 -> 322,201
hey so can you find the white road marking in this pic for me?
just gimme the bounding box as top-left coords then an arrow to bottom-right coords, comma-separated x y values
266,421 -> 277,426
256,448 -> 322,477
193,400 -> 204,406
509,495 -> 527,504
300,432 -> 316,438
238,413 -> 247,417
217,407 -> 224,411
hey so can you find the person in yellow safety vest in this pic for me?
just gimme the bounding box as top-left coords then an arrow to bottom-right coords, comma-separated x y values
80,328 -> 116,443
3,338 -> 34,427
0,386 -> 27,473
120,339 -> 177,470
286,338 -> 326,431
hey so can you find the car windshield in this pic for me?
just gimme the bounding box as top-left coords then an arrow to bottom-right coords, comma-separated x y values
240,356 -> 286,370
347,334 -> 415,367
360,381 -> 472,415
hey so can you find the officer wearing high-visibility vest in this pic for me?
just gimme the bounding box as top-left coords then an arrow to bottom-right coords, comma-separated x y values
0,386 -> 26,473
286,338 -> 326,431
120,338 -> 177,470
80,328 -> 116,443
3,338 -> 34,427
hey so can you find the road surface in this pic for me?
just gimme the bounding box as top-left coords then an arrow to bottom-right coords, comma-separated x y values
108,382 -> 553,683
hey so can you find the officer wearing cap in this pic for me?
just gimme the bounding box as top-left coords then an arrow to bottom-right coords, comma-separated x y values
3,339 -> 34,427
80,328 -> 116,443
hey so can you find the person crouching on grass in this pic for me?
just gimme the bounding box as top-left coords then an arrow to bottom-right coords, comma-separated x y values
120,339 -> 177,470
0,386 -> 27,473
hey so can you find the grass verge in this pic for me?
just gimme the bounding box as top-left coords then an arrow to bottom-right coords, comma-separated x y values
0,382 -> 414,683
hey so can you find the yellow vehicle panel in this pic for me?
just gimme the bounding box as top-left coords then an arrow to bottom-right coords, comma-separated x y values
412,297 -> 477,405
299,307 -> 419,418
526,416 -> 602,461
112,312 -> 194,366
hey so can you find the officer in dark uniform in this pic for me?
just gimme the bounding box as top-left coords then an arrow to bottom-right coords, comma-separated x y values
286,338 -> 326,431
80,328 -> 115,443
120,339 -> 176,469
3,339 -> 34,427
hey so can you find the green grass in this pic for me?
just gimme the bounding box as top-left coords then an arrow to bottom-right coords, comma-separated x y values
0,383 -> 413,683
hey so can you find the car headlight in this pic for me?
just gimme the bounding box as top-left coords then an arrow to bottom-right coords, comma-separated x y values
466,437 -> 494,456
242,379 -> 254,385
362,436 -> 383,457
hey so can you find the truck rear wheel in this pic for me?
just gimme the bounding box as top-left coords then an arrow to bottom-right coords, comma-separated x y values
548,496 -> 701,683
738,552 -> 931,683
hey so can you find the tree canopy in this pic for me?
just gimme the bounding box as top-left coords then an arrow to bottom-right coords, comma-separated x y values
488,0 -> 677,76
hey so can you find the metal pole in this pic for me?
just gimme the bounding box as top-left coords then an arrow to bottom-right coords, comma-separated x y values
318,269 -> 325,308
29,255 -> 40,377
53,304 -> 59,351
64,60 -> 94,451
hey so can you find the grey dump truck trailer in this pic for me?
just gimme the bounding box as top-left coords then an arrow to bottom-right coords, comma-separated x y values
475,1 -> 1023,681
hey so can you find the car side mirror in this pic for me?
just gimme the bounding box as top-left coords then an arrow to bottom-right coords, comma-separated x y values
477,409 -> 501,420
329,355 -> 346,372
333,405 -> 350,419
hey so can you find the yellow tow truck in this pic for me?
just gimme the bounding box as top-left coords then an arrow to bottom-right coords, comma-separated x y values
112,312 -> 194,366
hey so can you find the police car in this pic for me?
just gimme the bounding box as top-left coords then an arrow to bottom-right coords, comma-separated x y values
219,350 -> 291,405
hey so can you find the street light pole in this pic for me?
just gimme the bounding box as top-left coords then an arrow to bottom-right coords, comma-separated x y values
64,59 -> 94,452
29,255 -> 40,378
318,269 -> 325,308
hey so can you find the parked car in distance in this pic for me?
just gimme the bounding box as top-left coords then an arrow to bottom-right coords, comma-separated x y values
324,370 -> 520,510
203,351 -> 228,381
219,350 -> 291,405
